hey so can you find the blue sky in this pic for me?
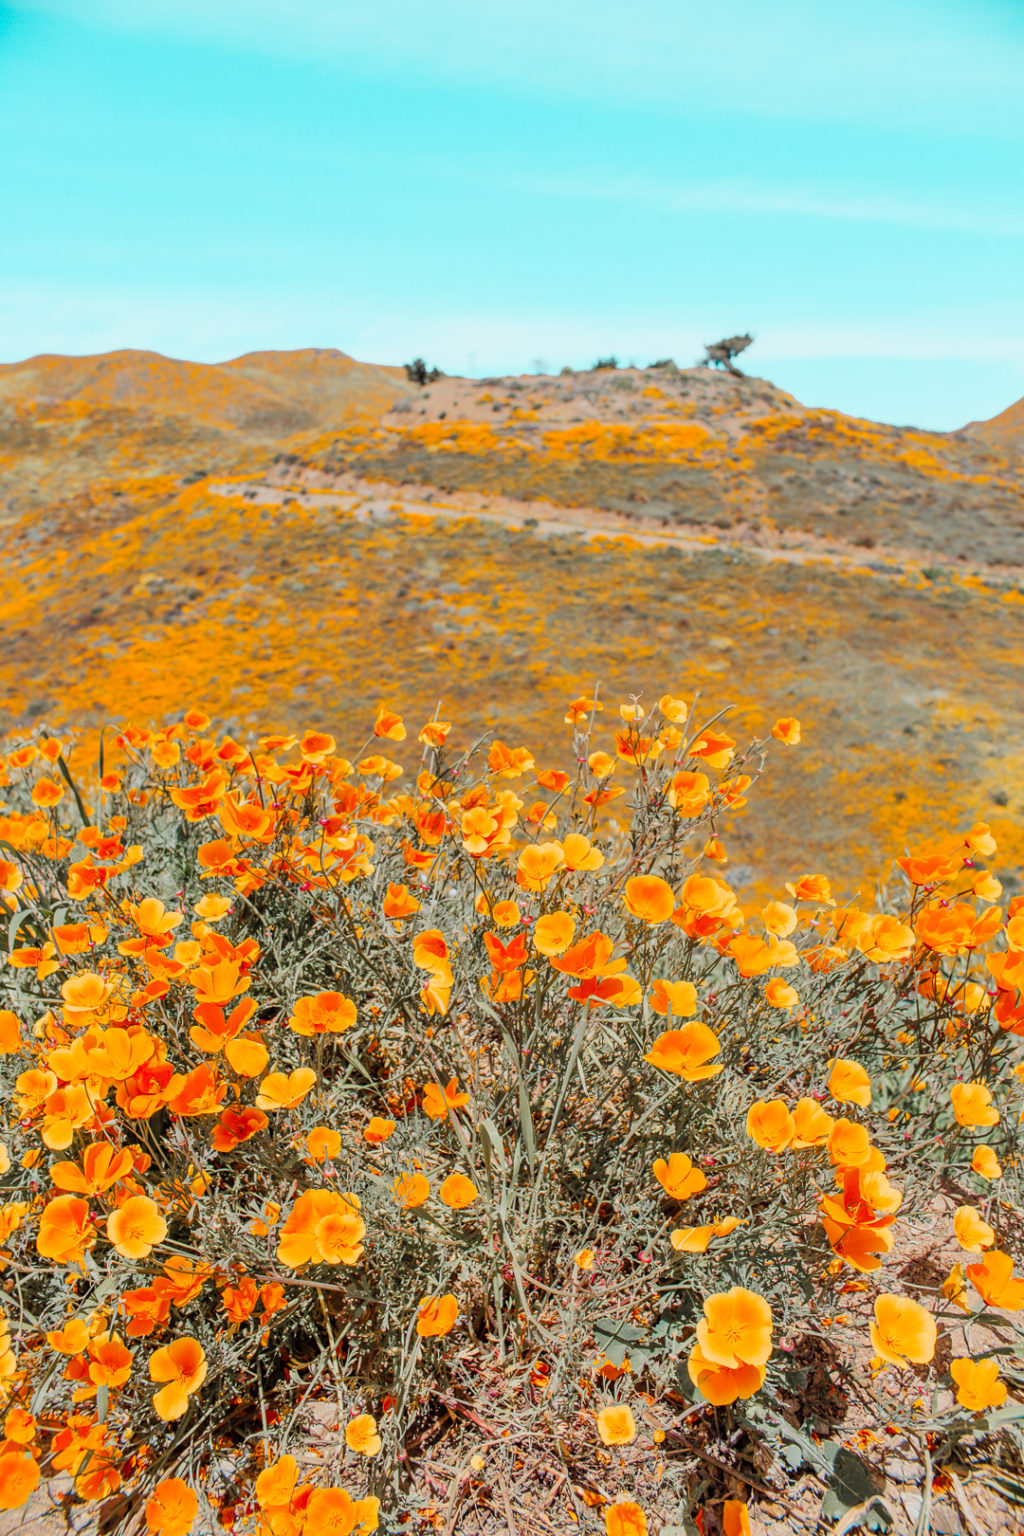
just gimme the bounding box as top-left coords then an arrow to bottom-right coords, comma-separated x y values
1,0 -> 1023,429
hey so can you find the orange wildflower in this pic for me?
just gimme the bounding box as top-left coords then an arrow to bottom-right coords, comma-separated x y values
532,911 -> 576,956
623,875 -> 674,924
972,1145 -> 1002,1180
145,1478 -> 198,1536
652,1153 -> 706,1201
950,1357 -> 1007,1411
771,717 -> 800,745
149,1337 -> 207,1420
595,1405 -> 636,1446
416,1294 -> 459,1337
288,991 -> 357,1036
392,1173 -> 430,1210
606,1502 -> 647,1536
363,1116 -> 396,1144
951,1081 -> 1000,1128
0,1451 -> 40,1512
966,1250 -> 1024,1310
107,1196 -> 168,1260
36,1195 -> 95,1264
745,1099 -> 796,1153
345,1413 -> 381,1456
643,1023 -> 721,1080
277,1190 -> 365,1267
954,1206 -> 996,1253
869,1294 -> 936,1367
722,1502 -> 751,1536
255,1067 -> 317,1110
439,1174 -> 478,1209
421,1078 -> 469,1120
828,1058 -> 872,1108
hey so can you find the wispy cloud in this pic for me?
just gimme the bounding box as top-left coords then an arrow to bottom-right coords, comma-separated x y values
15,0 -> 1024,135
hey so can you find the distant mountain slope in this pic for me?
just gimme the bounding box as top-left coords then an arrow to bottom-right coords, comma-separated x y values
0,347 -> 412,513
964,393 -> 1024,452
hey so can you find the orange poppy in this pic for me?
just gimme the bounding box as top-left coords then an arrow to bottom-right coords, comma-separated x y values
771,718 -> 801,745
791,1097 -> 834,1148
392,1173 -> 430,1210
972,1145 -> 1002,1180
722,1501 -> 751,1536
0,1451 -> 40,1512
595,1404 -> 636,1445
277,1190 -> 365,1268
697,1287 -> 773,1370
954,1206 -> 996,1253
51,1143 -> 134,1196
306,1127 -> 342,1162
144,1477 -> 198,1536
623,876 -> 675,924
605,1502 -> 647,1536
764,978 -> 799,1010
288,992 -> 356,1036
951,1082 -> 1000,1128
36,1195 -> 95,1264
652,1153 -> 706,1201
255,1068 -> 317,1110
950,1357 -> 1007,1412
107,1196 -> 168,1260
669,1217 -> 743,1253
516,842 -> 564,892
648,979 -> 698,1018
966,1250 -> 1024,1310
439,1174 -> 479,1209
532,911 -> 576,956
869,1294 -> 936,1367
421,1078 -> 469,1120
745,1100 -> 796,1153
827,1059 -> 872,1108
345,1413 -> 381,1456
416,1294 -> 459,1337
149,1337 -> 207,1420
826,1119 -> 873,1168
374,706 -> 406,742
687,1341 -> 765,1405
363,1116 -> 396,1144
643,1024 -> 721,1081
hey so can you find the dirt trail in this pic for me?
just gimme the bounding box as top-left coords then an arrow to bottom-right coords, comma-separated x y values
211,467 -> 1024,593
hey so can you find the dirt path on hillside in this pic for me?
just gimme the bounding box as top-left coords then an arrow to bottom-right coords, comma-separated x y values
211,467 -> 1024,594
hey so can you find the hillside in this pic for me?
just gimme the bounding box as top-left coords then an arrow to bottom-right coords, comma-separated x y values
966,391 -> 1024,453
2,346 -> 1024,893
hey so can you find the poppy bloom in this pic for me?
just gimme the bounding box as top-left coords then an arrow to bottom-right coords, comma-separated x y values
791,1097 -> 834,1148
771,717 -> 801,745
421,1078 -> 469,1120
972,1145 -> 1002,1180
345,1413 -> 381,1456
107,1196 -> 168,1260
687,1341 -> 765,1405
951,1082 -> 1000,1128
643,1024 -> 721,1081
596,1405 -> 636,1446
532,911 -> 576,956
954,1206 -> 996,1253
439,1174 -> 479,1210
697,1288 -> 773,1370
652,1153 -> 706,1201
36,1195 -> 95,1264
0,1451 -> 40,1512
51,1143 -> 134,1196
255,1068 -> 317,1110
288,992 -> 356,1036
746,1100 -> 796,1153
516,842 -> 564,892
827,1059 -> 871,1108
363,1116 -> 396,1144
950,1357 -> 1007,1412
669,1217 -> 743,1253
374,706 -> 406,742
277,1190 -> 365,1268
149,1337 -> 207,1420
306,1127 -> 342,1162
574,1249 -> 595,1269
869,1295 -> 936,1367
764,978 -> 799,1010
648,980 -> 697,1018
145,1478 -> 198,1536
562,833 -> 604,872
304,1488 -> 380,1536
383,883 -> 420,919
826,1119 -> 873,1168
966,1250 -> 1024,1310
606,1502 -> 647,1536
623,876 -> 675,925
392,1173 -> 431,1210
416,1294 -> 459,1337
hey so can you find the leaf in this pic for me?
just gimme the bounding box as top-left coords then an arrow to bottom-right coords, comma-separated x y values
593,1317 -> 655,1370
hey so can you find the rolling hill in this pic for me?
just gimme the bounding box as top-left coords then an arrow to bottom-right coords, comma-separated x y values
2,346 -> 1024,894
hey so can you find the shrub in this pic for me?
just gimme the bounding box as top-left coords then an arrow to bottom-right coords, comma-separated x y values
0,692 -> 1022,1533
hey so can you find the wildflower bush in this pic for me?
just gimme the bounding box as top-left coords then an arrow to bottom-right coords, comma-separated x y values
0,692 -> 1023,1535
